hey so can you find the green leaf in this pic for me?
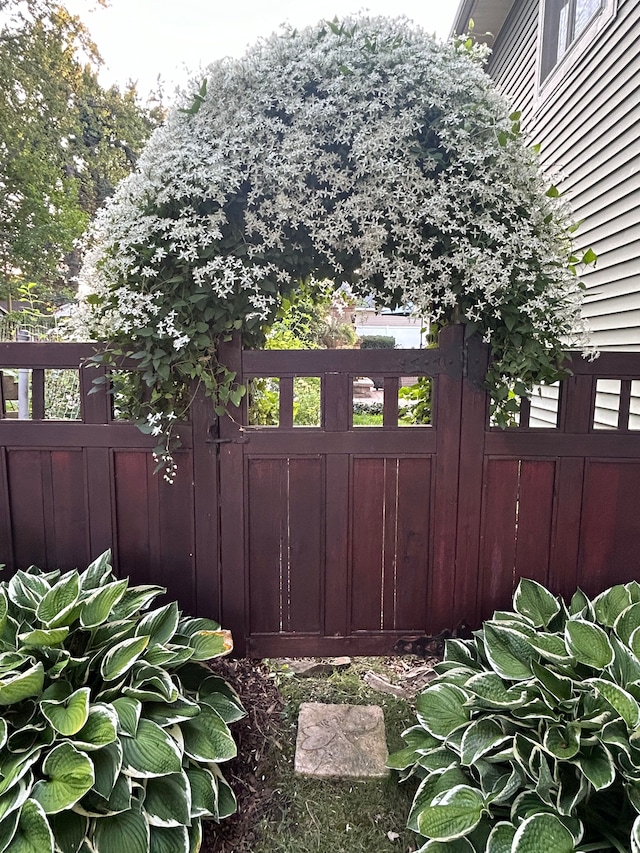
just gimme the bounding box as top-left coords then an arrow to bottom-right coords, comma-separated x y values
40,687 -> 90,736
0,664 -> 44,706
81,551 -> 113,591
91,741 -> 123,799
483,624 -> 536,680
593,585 -> 631,628
514,579 -> 559,628
100,636 -> 149,682
417,840 -> 476,852
49,811 -> 88,853
186,628 -> 233,661
72,704 -> 119,750
574,742 -> 615,791
35,572 -> 80,628
416,685 -> 470,738
543,724 -> 580,759
197,676 -> 245,723
136,603 -> 180,646
632,814 -> 640,853
181,705 -> 237,763
149,825 -> 189,853
460,719 -> 510,766
588,678 -> 640,728
565,620 -> 614,669
614,603 -> 640,645
487,822 -> 516,853
464,672 -> 529,708
185,766 -> 218,819
80,580 -> 128,628
112,697 -> 142,736
417,785 -> 485,841
512,813 -> 573,853
121,718 -> 183,777
31,743 -> 94,814
143,772 -> 191,827
92,809 -> 150,853
17,628 -> 69,648
3,799 -> 54,853
528,633 -> 573,664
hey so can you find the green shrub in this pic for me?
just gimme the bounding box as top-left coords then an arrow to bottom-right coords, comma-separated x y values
389,578 -> 640,852
0,551 -> 244,853
359,336 -> 396,350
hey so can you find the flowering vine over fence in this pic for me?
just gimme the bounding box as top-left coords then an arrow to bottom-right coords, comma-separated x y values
75,15 -> 593,474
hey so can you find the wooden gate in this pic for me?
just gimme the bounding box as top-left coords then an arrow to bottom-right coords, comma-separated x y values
2,329 -> 640,658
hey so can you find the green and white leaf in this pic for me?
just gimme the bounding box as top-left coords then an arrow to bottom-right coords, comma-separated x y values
35,573 -> 80,628
512,813 -> 574,853
40,687 -> 90,736
92,808 -> 150,853
181,705 -> 237,763
49,811 -> 88,853
615,603 -> 640,646
112,697 -> 142,736
460,719 -> 510,766
514,579 -> 559,628
80,580 -> 128,628
416,685 -> 470,738
121,719 -> 183,777
136,602 -> 180,646
587,678 -> 640,728
565,619 -> 614,669
417,785 -> 485,841
31,743 -> 94,814
486,822 -> 516,853
0,663 -> 44,706
594,585 -> 632,628
143,772 -> 191,827
483,624 -> 536,681
3,799 -> 54,853
148,825 -> 189,853
100,636 -> 149,682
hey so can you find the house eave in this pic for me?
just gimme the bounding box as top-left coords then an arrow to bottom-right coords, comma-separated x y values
450,0 -> 518,45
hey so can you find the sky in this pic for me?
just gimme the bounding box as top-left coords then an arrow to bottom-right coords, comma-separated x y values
64,0 -> 462,100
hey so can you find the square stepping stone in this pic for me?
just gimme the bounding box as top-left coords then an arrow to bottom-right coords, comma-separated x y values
294,702 -> 389,779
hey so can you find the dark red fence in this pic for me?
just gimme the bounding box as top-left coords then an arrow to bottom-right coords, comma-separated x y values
1,329 -> 640,657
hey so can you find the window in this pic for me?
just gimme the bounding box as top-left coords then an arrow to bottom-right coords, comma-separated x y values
540,0 -> 605,81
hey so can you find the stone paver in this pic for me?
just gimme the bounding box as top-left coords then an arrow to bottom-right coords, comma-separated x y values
294,702 -> 389,780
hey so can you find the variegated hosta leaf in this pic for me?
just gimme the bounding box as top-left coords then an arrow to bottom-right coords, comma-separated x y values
49,811 -> 89,853
512,813 -> 574,853
36,573 -> 80,629
121,718 -> 183,777
0,809 -> 20,851
8,572 -> 46,611
416,685 -> 470,739
530,661 -> 572,702
80,580 -> 128,629
91,741 -> 123,799
181,705 -> 237,763
574,742 -> 616,791
76,772 -> 132,817
514,579 -> 559,629
464,672 -> 529,709
482,624 -> 536,681
543,724 -> 580,760
632,813 -> 640,853
587,679 -> 640,729
81,551 -> 114,591
40,687 -> 90,736
0,752 -> 41,798
31,743 -> 94,813
3,799 -> 54,853
594,585 -> 632,628
149,825 -> 189,853
135,603 -> 180,646
569,588 -> 590,617
416,839 -> 476,852
100,636 -> 149,682
565,619 -> 614,669
615,603 -> 640,646
198,676 -> 245,723
527,632 -> 574,665
143,771 -> 191,827
92,808 -> 150,853
112,697 -> 142,736
460,719 -> 510,767
417,785 -> 485,841
185,766 -> 218,819
486,822 -> 516,853
17,628 -> 69,649
143,697 -> 200,728
407,768 -> 472,834
0,663 -> 44,706
212,768 -> 237,821
0,777 -> 30,824
111,586 -> 166,621
123,664 -> 178,704
72,704 -> 119,751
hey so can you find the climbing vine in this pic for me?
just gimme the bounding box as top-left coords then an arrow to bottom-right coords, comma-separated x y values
75,15 -> 593,474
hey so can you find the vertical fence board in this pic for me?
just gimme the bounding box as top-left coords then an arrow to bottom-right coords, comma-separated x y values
479,459 -> 520,615
0,447 -> 14,569
323,454 -> 350,637
382,458 -> 400,630
50,450 -> 90,570
157,452 -> 197,614
113,452 -> 151,586
549,457 -> 584,599
7,450 -> 47,568
393,456 -> 431,630
247,458 -> 285,634
514,460 -> 556,585
288,457 -> 323,633
351,457 -> 385,631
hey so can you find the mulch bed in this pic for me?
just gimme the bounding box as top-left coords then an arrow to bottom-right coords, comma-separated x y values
200,659 -> 288,853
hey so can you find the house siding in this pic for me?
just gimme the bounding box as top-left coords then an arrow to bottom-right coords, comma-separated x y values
486,0 -> 640,351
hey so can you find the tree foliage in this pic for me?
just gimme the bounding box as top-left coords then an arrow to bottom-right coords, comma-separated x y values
75,15 -> 593,470
0,0 -> 163,304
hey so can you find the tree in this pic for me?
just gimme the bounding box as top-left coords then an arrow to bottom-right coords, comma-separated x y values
75,15 -> 593,471
0,0 -> 162,305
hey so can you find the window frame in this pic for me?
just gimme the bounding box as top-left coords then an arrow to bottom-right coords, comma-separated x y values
537,0 -> 618,94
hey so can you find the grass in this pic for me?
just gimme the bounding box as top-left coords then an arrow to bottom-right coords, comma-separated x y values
251,657 -> 421,853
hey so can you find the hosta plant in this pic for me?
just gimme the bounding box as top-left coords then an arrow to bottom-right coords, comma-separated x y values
0,551 -> 245,853
389,578 -> 640,852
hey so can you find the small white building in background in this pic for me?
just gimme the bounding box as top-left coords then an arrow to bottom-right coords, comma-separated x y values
354,308 -> 428,349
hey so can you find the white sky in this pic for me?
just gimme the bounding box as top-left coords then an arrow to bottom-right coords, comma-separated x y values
65,0 -> 461,101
